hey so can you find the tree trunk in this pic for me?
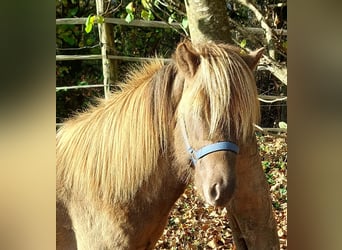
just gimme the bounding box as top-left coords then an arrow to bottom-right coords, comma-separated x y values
184,0 -> 232,44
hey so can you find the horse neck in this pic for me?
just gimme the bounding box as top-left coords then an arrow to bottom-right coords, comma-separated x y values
134,156 -> 187,208
234,134 -> 271,197
131,66 -> 187,205
236,135 -> 261,171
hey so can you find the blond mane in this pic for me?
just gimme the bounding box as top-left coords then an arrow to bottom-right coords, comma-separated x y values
57,60 -> 177,204
178,43 -> 260,142
57,42 -> 260,205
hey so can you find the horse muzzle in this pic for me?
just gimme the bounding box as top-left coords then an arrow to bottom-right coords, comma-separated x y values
203,172 -> 236,207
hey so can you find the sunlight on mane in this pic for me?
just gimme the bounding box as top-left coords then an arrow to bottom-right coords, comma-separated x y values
57,60 -> 176,204
178,43 -> 260,142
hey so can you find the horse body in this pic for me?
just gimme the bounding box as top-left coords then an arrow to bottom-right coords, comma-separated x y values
57,40 -> 279,249
57,162 -> 186,250
57,136 -> 187,250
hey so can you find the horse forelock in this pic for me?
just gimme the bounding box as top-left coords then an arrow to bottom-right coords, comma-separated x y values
57,60 -> 178,204
178,43 -> 260,142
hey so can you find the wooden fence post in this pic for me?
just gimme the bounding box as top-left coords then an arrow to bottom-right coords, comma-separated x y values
95,0 -> 118,98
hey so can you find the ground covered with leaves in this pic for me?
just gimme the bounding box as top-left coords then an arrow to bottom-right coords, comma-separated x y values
155,134 -> 287,249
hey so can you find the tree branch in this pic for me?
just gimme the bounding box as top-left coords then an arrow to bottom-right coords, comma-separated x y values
236,0 -> 277,59
260,55 -> 287,85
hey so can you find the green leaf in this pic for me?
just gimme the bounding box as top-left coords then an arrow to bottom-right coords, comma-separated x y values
141,9 -> 149,21
85,15 -> 93,33
97,15 -> 104,24
168,13 -> 176,24
262,160 -> 270,171
85,15 -> 92,26
78,81 -> 88,86
141,9 -> 154,21
61,32 -> 76,46
278,121 -> 287,129
126,2 -> 135,14
280,188 -> 287,196
85,22 -> 93,33
141,0 -> 151,10
282,41 -> 287,50
153,0 -> 159,8
168,16 -> 174,24
86,37 -> 95,46
149,11 -> 155,20
125,13 -> 134,23
277,160 -> 286,170
69,7 -> 79,17
181,17 -> 188,29
240,39 -> 247,48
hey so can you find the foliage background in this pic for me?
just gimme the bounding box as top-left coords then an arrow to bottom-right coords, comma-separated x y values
56,0 -> 287,128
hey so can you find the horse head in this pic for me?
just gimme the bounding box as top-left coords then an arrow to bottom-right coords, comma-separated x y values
173,41 -> 264,206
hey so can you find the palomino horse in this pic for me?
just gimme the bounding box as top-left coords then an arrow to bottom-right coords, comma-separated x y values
56,40 -> 279,249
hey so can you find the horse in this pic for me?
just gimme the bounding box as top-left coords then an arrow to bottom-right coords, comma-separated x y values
56,40 -> 279,249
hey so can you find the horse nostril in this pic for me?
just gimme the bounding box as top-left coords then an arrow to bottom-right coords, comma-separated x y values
210,183 -> 220,201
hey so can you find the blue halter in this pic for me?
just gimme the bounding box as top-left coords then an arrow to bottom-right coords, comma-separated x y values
180,118 -> 239,164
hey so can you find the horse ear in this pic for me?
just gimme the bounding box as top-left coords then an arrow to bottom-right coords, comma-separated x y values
174,41 -> 200,78
241,47 -> 265,71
